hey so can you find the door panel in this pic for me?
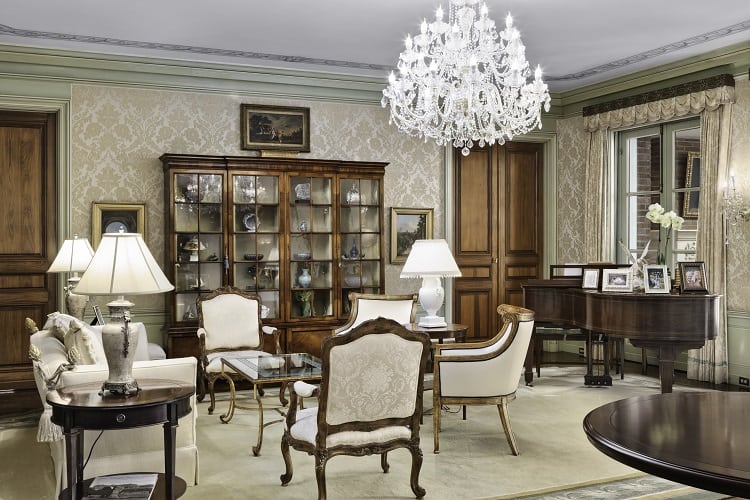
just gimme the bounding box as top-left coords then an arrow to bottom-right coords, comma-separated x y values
453,148 -> 497,339
0,111 -> 57,396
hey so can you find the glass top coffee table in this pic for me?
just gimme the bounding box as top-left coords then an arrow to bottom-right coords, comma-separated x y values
219,353 -> 322,455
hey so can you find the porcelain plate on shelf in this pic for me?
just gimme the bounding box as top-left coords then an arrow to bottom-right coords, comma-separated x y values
244,253 -> 263,261
293,252 -> 311,260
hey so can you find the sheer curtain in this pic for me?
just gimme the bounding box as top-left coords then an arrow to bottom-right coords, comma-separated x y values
583,77 -> 735,383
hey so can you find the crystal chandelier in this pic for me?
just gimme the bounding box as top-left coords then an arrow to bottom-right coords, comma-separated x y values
381,0 -> 551,156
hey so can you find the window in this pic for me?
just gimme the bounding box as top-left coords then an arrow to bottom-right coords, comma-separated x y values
616,119 -> 700,268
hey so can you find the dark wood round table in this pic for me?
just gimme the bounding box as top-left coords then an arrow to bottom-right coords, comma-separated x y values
583,392 -> 750,497
404,323 -> 468,344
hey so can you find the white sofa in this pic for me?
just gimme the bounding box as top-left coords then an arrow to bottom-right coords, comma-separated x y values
28,313 -> 199,497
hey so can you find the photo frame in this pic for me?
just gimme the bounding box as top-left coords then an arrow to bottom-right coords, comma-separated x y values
679,261 -> 708,294
581,268 -> 600,290
644,265 -> 671,294
390,207 -> 434,264
682,152 -> 700,218
92,202 -> 146,249
601,268 -> 633,293
240,104 -> 310,152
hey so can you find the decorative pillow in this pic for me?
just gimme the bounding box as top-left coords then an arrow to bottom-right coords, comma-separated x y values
63,319 -> 106,365
44,312 -> 80,343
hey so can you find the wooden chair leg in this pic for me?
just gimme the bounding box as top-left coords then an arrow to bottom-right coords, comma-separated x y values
280,432 -> 294,486
409,443 -> 426,498
314,451 -> 328,500
433,391 -> 441,454
497,398 -> 519,456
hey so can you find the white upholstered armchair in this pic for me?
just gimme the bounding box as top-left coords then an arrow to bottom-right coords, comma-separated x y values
333,292 -> 417,335
196,285 -> 280,413
281,317 -> 431,500
432,304 -> 535,455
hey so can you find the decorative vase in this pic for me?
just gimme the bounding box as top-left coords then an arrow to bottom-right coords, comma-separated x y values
346,182 -> 360,205
298,268 -> 312,288
349,240 -> 360,259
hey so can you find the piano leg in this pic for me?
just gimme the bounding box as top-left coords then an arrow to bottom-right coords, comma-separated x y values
584,331 -> 613,386
657,345 -> 678,394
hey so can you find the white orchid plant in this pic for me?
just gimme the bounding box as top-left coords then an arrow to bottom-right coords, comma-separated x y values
645,203 -> 684,265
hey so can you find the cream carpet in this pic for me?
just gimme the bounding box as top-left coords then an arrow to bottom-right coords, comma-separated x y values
0,367 -> 718,500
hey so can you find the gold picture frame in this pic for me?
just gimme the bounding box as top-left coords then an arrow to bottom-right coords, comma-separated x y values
390,207 -> 434,264
683,152 -> 700,218
240,104 -> 310,152
92,202 -> 146,249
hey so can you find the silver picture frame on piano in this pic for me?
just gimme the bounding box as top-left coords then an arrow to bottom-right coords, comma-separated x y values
601,268 -> 633,293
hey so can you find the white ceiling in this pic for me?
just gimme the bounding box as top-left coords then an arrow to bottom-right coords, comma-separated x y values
1,0 -> 749,93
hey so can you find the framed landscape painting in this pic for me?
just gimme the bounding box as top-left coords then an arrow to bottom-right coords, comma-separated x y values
390,207 -> 433,264
241,104 -> 310,152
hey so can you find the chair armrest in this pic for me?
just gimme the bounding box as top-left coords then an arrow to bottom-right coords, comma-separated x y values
262,325 -> 282,354
293,380 -> 318,398
285,380 -> 319,428
197,327 -> 207,337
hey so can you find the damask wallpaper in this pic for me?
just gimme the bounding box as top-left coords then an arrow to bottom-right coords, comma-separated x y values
554,115 -> 588,264
70,84 -> 443,311
727,77 -> 750,311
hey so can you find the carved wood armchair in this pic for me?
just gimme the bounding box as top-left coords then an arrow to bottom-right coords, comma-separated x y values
432,304 -> 535,455
280,317 -> 431,500
196,285 -> 280,413
333,292 -> 418,335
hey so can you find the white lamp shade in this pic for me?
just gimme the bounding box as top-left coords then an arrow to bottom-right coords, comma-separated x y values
47,235 -> 95,274
75,232 -> 174,295
400,239 -> 461,278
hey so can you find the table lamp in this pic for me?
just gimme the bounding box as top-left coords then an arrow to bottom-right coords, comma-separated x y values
46,234 -> 95,320
400,239 -> 461,327
75,232 -> 174,395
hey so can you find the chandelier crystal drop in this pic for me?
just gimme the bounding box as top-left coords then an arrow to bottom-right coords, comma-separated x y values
381,0 -> 551,156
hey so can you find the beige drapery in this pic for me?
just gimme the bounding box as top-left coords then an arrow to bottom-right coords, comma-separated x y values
583,82 -> 735,383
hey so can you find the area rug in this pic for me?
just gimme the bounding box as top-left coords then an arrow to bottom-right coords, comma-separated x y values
0,366 -> 723,500
493,472 -> 733,499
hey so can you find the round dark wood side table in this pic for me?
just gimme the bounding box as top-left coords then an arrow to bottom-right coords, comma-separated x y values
404,323 -> 469,344
47,378 -> 194,500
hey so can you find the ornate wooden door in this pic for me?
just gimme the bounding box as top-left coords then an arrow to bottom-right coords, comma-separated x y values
453,142 -> 543,339
0,110 -> 58,411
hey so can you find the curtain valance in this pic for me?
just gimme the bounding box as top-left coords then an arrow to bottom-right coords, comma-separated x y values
583,75 -> 735,132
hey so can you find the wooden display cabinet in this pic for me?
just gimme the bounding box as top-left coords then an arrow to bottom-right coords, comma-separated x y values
161,154 -> 387,358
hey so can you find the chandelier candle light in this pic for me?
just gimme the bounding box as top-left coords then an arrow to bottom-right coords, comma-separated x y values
400,239 -> 462,327
75,232 -> 174,396
381,0 -> 550,156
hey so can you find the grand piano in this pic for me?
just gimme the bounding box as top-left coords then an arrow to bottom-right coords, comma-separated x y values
522,279 -> 720,393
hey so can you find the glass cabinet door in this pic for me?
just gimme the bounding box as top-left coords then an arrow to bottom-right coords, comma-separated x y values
173,172 -> 224,323
290,175 -> 333,319
339,178 -> 381,315
231,173 -> 280,319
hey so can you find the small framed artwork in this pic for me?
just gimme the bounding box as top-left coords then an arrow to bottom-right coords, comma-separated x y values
601,268 -> 633,293
240,104 -> 310,152
581,268 -> 600,289
644,265 -> 671,294
390,207 -> 434,264
92,202 -> 146,249
679,261 -> 708,294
